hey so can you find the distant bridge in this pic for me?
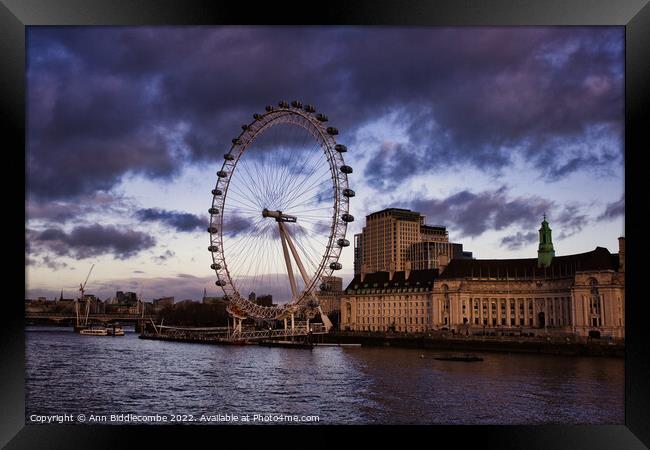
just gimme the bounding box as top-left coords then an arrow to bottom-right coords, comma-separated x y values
25,312 -> 149,323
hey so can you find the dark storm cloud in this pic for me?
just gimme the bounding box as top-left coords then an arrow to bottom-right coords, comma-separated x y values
409,187 -> 598,242
27,192 -> 132,225
222,214 -> 257,237
26,201 -> 77,223
26,254 -> 69,270
27,27 -> 623,199
598,194 -> 624,220
555,204 -> 590,239
177,273 -> 198,279
500,232 -> 538,250
410,187 -> 552,238
152,249 -> 175,262
28,225 -> 155,259
136,208 -> 206,232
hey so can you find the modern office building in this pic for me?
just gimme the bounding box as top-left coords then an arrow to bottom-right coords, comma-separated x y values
353,208 -> 471,274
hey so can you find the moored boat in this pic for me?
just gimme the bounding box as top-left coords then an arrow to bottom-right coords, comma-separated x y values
79,327 -> 108,336
434,353 -> 483,362
258,340 -> 314,349
106,324 -> 125,336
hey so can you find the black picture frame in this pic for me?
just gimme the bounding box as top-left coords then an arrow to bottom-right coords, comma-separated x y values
3,0 -> 649,448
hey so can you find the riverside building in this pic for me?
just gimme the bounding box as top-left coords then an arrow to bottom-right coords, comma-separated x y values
353,208 -> 471,275
341,216 -> 625,338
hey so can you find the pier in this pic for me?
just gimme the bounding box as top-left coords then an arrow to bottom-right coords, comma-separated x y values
139,322 -> 328,345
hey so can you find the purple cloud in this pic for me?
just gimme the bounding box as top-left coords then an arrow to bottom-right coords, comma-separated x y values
27,26 -> 623,200
28,225 -> 155,259
136,208 -> 206,232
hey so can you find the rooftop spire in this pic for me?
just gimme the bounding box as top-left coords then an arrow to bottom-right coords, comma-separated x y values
538,215 -> 555,268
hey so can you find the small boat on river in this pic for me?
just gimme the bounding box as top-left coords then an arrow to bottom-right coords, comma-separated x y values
258,340 -> 314,349
434,353 -> 483,362
79,326 -> 108,336
106,324 -> 125,336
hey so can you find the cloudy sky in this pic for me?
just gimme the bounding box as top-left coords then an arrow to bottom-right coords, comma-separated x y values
25,26 -> 624,301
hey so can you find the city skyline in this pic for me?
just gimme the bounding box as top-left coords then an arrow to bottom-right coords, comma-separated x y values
26,26 -> 624,301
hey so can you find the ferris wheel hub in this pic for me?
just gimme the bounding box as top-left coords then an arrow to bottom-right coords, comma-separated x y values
261,208 -> 297,223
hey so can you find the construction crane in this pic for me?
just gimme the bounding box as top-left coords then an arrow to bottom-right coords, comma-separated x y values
76,264 -> 95,328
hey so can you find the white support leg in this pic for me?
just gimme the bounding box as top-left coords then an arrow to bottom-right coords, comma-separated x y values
318,305 -> 333,332
278,223 -> 298,298
280,222 -> 312,286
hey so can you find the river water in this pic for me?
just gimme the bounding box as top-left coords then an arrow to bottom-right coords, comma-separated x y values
25,326 -> 624,425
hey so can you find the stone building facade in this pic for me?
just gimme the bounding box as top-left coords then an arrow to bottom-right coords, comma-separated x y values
341,218 -> 625,338
340,269 -> 436,333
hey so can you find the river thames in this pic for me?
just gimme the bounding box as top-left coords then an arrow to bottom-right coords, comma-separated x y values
25,326 -> 624,425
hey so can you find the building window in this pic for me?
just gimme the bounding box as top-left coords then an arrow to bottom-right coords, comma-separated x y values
589,278 -> 602,326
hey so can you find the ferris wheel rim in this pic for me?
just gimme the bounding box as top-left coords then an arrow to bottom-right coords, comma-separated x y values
208,103 -> 352,320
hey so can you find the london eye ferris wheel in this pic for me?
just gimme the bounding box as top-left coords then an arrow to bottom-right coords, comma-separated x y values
208,101 -> 354,322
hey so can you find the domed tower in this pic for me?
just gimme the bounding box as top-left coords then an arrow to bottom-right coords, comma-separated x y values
537,214 -> 555,268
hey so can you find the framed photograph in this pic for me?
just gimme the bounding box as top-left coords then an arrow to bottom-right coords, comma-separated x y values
5,0 -> 649,447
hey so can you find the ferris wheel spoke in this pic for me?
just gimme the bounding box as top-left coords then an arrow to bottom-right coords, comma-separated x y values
227,179 -> 266,209
278,142 -> 322,198
282,168 -> 333,211
237,159 -> 271,208
279,156 -> 326,210
286,193 -> 334,212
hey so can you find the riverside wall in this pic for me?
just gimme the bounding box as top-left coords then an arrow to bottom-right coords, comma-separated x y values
320,331 -> 624,357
